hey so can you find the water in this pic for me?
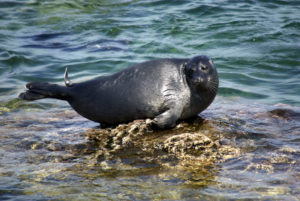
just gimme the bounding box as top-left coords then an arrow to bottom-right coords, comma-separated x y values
0,0 -> 300,200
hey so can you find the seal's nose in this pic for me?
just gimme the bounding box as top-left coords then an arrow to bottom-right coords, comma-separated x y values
195,77 -> 204,83
193,75 -> 207,84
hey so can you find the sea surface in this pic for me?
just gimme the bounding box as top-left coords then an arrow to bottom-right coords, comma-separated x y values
0,0 -> 299,200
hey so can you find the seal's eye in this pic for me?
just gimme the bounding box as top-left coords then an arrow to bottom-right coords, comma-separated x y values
188,68 -> 195,76
200,64 -> 208,71
189,65 -> 197,75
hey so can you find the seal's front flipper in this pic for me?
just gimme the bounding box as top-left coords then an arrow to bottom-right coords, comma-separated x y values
19,82 -> 70,101
152,107 -> 183,129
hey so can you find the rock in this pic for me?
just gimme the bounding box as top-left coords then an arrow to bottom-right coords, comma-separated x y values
85,118 -> 241,170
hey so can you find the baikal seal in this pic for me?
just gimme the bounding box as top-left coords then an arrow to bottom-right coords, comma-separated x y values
19,55 -> 219,129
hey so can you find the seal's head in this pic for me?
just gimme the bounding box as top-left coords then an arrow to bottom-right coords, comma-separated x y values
184,55 -> 219,96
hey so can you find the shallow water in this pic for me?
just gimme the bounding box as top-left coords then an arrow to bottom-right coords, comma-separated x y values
0,0 -> 300,200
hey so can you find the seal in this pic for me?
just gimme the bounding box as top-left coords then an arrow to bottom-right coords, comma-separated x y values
19,55 -> 219,128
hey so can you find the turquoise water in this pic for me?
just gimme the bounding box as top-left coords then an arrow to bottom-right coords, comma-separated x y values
1,0 -> 300,200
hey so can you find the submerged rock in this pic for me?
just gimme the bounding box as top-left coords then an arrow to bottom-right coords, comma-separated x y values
82,101 -> 300,185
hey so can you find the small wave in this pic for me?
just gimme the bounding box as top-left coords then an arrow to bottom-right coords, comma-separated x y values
282,21 -> 300,29
63,39 -> 130,52
21,32 -> 70,41
185,4 -> 226,16
269,108 -> 300,121
0,1 -> 24,8
21,33 -> 130,53
207,20 -> 257,30
0,53 -> 36,67
246,31 -> 284,43
220,72 -> 269,86
218,87 -> 268,99
22,43 -> 68,49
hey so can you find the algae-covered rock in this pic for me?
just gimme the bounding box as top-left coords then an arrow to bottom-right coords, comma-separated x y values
86,118 -> 241,172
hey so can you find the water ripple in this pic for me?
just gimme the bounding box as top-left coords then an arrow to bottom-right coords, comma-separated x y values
218,87 -> 268,99
21,32 -> 70,41
19,32 -> 131,53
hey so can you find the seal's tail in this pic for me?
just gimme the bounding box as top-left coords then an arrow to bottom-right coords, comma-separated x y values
19,82 -> 70,101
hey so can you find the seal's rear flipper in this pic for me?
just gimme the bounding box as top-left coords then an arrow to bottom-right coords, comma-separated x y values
19,82 -> 70,101
19,90 -> 48,101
